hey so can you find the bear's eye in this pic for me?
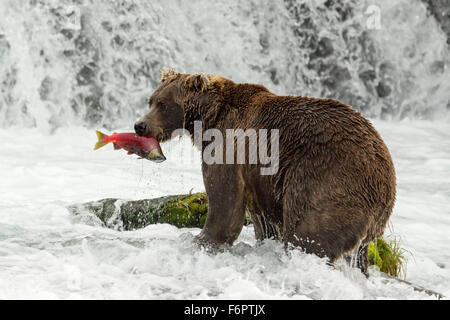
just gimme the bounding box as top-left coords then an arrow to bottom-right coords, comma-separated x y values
148,97 -> 154,107
157,101 -> 166,110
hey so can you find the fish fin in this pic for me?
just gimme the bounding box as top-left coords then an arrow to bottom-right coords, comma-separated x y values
113,143 -> 121,150
94,130 -> 109,150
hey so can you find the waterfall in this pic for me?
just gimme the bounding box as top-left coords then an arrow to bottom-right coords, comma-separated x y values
0,0 -> 449,131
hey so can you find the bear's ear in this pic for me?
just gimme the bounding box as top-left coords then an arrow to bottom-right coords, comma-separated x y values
161,68 -> 180,82
184,73 -> 210,92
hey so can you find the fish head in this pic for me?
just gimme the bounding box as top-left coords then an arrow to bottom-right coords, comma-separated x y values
147,148 -> 166,163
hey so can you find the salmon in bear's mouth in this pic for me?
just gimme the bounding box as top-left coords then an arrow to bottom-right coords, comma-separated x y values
93,131 -> 166,163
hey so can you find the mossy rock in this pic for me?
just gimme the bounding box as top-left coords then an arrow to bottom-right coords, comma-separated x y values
68,193 -> 210,231
68,192 -> 254,231
162,192 -> 209,228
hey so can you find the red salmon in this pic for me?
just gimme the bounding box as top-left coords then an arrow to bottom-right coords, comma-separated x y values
94,131 -> 166,163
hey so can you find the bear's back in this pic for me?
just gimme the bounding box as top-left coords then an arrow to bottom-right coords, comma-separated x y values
243,91 -> 395,200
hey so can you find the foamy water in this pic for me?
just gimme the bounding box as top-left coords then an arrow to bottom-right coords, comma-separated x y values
0,121 -> 448,299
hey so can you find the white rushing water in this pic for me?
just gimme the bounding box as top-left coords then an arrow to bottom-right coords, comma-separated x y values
0,121 -> 449,299
0,0 -> 449,299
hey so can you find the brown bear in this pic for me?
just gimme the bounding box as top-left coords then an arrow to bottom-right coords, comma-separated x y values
135,68 -> 396,275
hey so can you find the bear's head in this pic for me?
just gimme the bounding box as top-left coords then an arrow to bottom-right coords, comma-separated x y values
134,68 -> 225,142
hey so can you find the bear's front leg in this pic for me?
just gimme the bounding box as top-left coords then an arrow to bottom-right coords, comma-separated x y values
196,163 -> 246,246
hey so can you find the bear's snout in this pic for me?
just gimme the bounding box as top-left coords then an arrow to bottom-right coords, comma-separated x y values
134,121 -> 147,136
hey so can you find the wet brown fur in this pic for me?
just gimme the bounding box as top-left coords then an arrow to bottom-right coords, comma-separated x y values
138,69 -> 396,275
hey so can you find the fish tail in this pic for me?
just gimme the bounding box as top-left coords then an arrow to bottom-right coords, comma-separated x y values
94,130 -> 109,150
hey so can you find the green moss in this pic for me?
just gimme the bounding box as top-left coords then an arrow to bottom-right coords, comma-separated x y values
368,237 -> 407,279
119,197 -> 178,230
163,192 -> 209,228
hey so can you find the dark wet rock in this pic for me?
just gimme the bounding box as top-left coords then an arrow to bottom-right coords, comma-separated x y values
376,81 -> 392,98
310,37 -> 334,60
259,33 -> 270,51
101,21 -> 113,32
283,0 -> 450,120
269,68 -> 279,85
322,65 -> 352,90
334,87 -> 367,110
378,61 -> 395,79
324,0 -> 353,22
68,193 -> 210,231
63,50 -> 75,57
74,34 -> 95,55
39,77 -> 53,101
359,31 -> 379,67
60,28 -> 74,40
83,94 -> 103,124
430,60 -> 445,74
285,0 -> 378,114
76,63 -> 96,85
67,192 -> 255,231
423,0 -> 450,44
120,22 -> 132,32
113,35 -> 125,46
359,70 -> 377,83
0,34 -> 11,55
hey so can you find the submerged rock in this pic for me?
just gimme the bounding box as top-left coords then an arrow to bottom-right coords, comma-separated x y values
68,193 -> 209,231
